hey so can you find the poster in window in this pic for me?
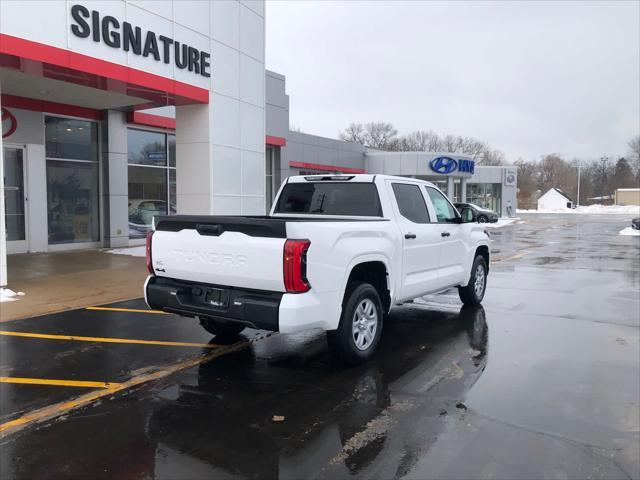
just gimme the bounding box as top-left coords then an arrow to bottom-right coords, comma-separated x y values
503,168 -> 517,187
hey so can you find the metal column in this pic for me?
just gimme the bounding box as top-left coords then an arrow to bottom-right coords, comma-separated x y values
0,82 -> 6,286
447,176 -> 455,201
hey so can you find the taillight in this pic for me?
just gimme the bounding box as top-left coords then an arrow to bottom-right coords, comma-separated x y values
283,239 -> 311,293
146,231 -> 154,275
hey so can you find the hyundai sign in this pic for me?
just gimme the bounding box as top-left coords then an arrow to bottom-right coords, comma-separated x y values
429,156 -> 475,176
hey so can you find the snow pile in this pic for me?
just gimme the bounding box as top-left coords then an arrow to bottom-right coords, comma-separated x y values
485,218 -> 520,229
518,204 -> 640,215
619,227 -> 640,237
1,288 -> 25,303
104,246 -> 146,257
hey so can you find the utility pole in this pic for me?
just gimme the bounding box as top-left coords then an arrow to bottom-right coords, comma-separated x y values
575,163 -> 582,207
600,156 -> 608,204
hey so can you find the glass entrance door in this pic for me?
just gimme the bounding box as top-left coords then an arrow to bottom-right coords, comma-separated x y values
3,146 -> 27,253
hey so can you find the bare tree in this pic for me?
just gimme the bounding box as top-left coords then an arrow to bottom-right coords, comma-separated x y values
441,134 -> 464,153
515,159 -> 539,208
479,149 -> 505,166
538,154 -> 574,195
612,157 -> 637,189
397,130 -> 442,151
338,122 -> 398,149
338,123 -> 367,144
364,122 -> 398,150
338,122 -> 503,165
460,137 -> 489,161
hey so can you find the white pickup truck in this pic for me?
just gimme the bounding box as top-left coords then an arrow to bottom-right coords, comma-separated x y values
145,174 -> 490,364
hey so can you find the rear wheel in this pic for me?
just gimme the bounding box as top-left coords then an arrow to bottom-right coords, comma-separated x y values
458,256 -> 487,306
327,282 -> 383,365
200,318 -> 245,337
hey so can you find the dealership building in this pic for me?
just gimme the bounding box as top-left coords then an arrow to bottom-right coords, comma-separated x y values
0,0 -> 517,286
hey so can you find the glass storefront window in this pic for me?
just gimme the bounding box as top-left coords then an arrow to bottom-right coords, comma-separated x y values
45,116 -> 100,245
127,129 -> 167,166
46,160 -> 100,244
466,183 -> 502,214
4,147 -> 26,241
169,169 -> 177,214
128,166 -> 168,239
45,117 -> 98,161
127,129 -> 176,239
168,134 -> 176,168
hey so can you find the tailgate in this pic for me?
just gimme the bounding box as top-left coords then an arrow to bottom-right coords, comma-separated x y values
151,216 -> 287,292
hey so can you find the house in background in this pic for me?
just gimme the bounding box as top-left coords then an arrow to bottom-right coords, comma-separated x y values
538,188 -> 574,210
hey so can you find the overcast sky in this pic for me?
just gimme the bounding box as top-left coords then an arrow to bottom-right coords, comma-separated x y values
265,1 -> 640,162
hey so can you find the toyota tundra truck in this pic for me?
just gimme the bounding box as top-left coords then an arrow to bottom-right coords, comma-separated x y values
145,174 -> 490,364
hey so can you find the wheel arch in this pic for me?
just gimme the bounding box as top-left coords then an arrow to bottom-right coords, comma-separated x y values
475,245 -> 490,273
342,257 -> 392,314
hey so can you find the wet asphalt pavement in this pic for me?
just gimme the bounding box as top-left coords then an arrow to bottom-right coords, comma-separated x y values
0,214 -> 638,479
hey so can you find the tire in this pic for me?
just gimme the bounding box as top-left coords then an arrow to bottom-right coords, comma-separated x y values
458,256 -> 488,306
477,215 -> 488,223
327,282 -> 383,365
200,317 -> 245,337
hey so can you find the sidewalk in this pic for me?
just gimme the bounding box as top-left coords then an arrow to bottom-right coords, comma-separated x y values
1,249 -> 148,322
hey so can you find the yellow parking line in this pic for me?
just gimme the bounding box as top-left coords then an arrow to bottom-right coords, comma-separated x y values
0,377 -> 120,389
85,306 -> 168,314
494,250 -> 530,263
0,330 -> 218,349
0,340 -> 249,438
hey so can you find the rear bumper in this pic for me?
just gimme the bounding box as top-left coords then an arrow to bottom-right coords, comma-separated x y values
145,276 -> 282,331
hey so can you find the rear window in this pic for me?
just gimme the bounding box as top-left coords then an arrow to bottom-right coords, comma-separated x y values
274,182 -> 383,216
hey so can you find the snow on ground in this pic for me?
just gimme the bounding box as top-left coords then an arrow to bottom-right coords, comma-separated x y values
485,217 -> 520,228
104,246 -> 146,257
1,288 -> 25,303
619,227 -> 640,237
517,204 -> 640,215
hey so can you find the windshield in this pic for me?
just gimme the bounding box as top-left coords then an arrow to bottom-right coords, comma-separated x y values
274,182 -> 383,216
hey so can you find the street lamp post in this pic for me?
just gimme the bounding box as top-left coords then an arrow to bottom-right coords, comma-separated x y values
572,160 -> 583,207
576,164 -> 582,207
600,156 -> 608,204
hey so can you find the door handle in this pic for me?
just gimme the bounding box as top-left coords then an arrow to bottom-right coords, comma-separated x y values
441,232 -> 450,237
404,233 -> 417,239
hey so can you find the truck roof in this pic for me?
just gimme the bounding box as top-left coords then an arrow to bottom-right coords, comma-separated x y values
286,174 -> 437,188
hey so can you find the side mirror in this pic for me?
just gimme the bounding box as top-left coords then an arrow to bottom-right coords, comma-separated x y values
460,207 -> 477,223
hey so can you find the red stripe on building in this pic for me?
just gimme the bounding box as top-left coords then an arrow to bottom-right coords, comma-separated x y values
0,34 -> 209,105
289,161 -> 365,174
266,135 -> 286,146
1,94 -> 102,120
127,112 -> 177,129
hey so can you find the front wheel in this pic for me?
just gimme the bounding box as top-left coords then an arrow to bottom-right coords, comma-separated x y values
458,256 -> 487,306
327,282 -> 383,365
200,318 -> 245,337
477,215 -> 488,223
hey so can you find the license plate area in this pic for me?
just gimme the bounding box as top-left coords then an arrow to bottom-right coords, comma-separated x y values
192,286 -> 230,309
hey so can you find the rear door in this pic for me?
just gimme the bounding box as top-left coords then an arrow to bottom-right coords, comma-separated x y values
387,181 -> 443,300
423,186 -> 467,286
151,217 -> 287,292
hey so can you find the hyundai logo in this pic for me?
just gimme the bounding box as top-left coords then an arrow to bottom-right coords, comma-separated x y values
429,156 -> 458,174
